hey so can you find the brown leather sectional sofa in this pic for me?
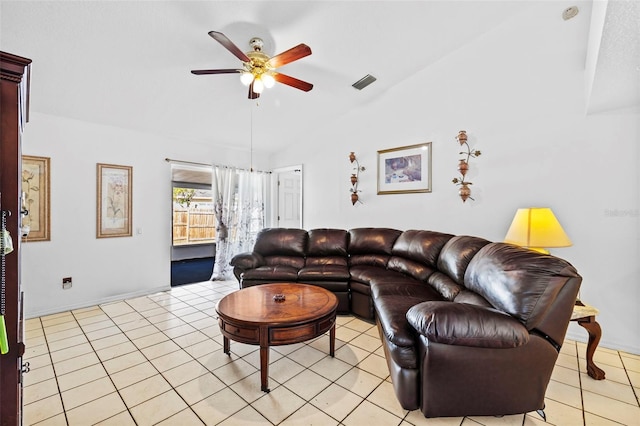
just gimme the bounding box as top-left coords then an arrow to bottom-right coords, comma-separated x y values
230,227 -> 582,418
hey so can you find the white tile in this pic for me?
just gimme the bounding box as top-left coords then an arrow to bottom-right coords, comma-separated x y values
336,367 -> 384,398
251,385 -> 306,424
53,352 -> 101,375
57,363 -> 108,392
280,403 -> 340,426
175,373 -> 227,405
162,359 -> 209,387
120,374 -> 172,408
367,380 -> 408,419
212,357 -> 258,385
61,376 -> 116,410
343,400 -> 403,426
23,394 -> 64,425
191,388 -> 249,426
129,390 -> 189,426
50,342 -> 94,363
582,389 -> 640,425
309,354 -> 352,381
357,353 -> 391,379
311,383 -> 363,422
150,349 -> 193,372
287,344 -> 327,367
155,408 -> 205,426
23,378 -> 59,405
268,356 -> 306,384
110,361 -> 158,389
283,369 -> 332,401
65,392 -> 127,425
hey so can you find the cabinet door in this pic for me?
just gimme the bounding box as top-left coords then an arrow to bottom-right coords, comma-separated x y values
1,50 -> 31,426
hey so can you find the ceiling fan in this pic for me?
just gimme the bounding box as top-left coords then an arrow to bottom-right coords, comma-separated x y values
191,31 -> 313,99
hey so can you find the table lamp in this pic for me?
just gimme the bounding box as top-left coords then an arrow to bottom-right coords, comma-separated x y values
504,207 -> 572,254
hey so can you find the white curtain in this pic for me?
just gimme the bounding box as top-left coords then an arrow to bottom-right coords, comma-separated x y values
210,166 -> 268,280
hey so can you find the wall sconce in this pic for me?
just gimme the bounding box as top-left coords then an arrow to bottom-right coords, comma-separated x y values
451,130 -> 481,202
349,152 -> 365,205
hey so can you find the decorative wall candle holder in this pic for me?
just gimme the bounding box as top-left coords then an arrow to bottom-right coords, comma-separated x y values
349,152 -> 365,205
452,131 -> 481,202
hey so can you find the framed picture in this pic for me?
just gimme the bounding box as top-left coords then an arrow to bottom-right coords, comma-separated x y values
97,163 -> 132,238
21,155 -> 50,242
377,142 -> 432,194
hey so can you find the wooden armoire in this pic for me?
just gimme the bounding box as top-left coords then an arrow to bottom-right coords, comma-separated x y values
0,51 -> 31,426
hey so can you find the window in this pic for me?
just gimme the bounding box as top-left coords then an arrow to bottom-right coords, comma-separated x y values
172,184 -> 216,246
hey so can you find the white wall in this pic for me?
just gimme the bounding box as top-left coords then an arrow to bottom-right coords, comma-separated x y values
272,6 -> 640,354
21,112 -> 264,317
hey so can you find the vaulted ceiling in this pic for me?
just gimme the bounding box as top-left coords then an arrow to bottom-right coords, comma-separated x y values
1,1 -> 637,155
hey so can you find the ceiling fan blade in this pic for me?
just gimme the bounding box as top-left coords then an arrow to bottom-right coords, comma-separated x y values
273,73 -> 313,92
191,69 -> 241,75
248,82 -> 260,99
208,31 -> 251,62
267,44 -> 312,68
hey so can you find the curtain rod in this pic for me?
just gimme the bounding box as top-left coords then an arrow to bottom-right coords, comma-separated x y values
165,158 -> 271,174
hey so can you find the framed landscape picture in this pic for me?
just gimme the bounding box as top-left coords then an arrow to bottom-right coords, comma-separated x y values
377,142 -> 432,194
21,155 -> 50,242
97,163 -> 132,238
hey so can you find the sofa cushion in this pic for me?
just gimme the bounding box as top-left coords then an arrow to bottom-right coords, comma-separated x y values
305,256 -> 348,267
464,242 -> 580,330
254,228 -> 308,257
241,265 -> 299,282
229,252 -> 265,269
406,301 -> 530,348
264,256 -> 305,269
387,256 -> 435,282
349,265 -> 411,285
437,235 -> 491,285
371,281 -> 443,300
348,228 -> 401,255
427,271 -> 463,301
307,228 -> 348,256
349,254 -> 390,268
391,230 -> 454,268
453,290 -> 493,308
298,265 -> 350,281
375,295 -> 428,369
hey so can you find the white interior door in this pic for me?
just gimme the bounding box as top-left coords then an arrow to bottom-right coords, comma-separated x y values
274,166 -> 302,228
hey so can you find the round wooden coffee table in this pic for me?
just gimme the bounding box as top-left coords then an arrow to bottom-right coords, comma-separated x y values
215,283 -> 338,392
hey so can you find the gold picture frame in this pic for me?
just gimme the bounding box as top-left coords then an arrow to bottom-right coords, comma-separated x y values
21,155 -> 50,242
377,142 -> 432,194
97,163 -> 132,238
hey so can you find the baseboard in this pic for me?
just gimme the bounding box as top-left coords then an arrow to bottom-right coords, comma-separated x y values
25,284 -> 171,319
565,329 -> 640,356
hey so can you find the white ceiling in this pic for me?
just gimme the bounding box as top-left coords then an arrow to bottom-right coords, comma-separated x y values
1,1 -> 638,155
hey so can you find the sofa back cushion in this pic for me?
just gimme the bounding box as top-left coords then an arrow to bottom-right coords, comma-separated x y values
387,230 -> 454,281
307,229 -> 348,256
464,242 -> 581,331
437,235 -> 491,285
392,230 -> 454,267
348,228 -> 401,267
253,228 -> 308,257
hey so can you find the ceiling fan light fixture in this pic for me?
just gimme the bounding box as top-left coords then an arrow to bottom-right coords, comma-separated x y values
262,73 -> 275,88
253,77 -> 265,93
240,71 -> 255,86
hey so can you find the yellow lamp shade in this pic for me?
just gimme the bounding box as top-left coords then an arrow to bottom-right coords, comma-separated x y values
504,207 -> 572,253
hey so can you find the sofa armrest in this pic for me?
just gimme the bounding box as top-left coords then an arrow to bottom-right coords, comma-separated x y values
230,252 -> 265,269
406,301 -> 529,349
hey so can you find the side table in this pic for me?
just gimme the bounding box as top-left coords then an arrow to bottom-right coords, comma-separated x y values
571,301 -> 606,380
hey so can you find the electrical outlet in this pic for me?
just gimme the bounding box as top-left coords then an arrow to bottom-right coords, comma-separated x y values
62,277 -> 72,290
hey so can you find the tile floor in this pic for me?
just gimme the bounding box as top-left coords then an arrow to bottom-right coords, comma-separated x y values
22,280 -> 640,426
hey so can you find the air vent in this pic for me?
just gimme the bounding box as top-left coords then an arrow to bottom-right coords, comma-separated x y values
352,74 -> 377,90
